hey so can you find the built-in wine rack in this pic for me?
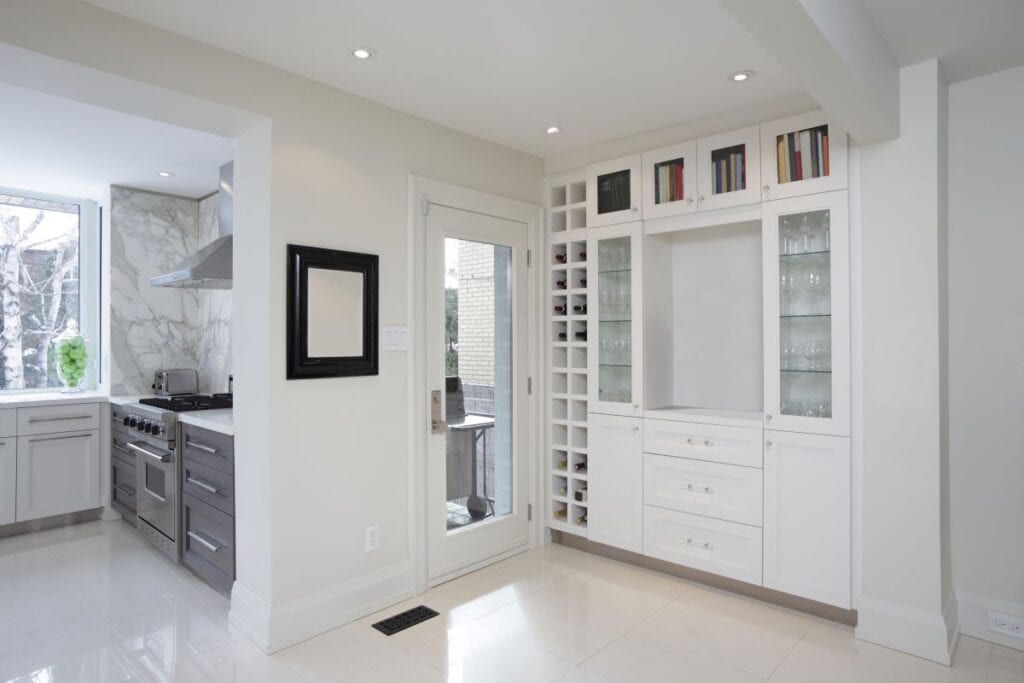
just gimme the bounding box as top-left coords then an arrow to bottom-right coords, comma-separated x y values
546,172 -> 589,535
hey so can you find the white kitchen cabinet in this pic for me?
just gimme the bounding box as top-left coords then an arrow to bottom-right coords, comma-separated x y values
641,141 -> 697,220
760,110 -> 848,202
644,453 -> 763,527
16,430 -> 99,522
696,125 -> 761,212
588,222 -> 643,416
763,191 -> 850,436
586,154 -> 641,228
644,505 -> 762,585
763,430 -> 851,607
0,438 -> 14,525
588,413 -> 643,553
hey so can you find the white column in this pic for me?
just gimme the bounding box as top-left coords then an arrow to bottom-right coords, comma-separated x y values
857,60 -> 956,665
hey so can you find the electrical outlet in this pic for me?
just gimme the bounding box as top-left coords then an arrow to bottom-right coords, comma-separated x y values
989,611 -> 1024,639
365,525 -> 380,552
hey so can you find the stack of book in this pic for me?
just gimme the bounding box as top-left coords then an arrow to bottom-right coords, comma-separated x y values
777,125 -> 829,183
712,146 -> 745,194
654,158 -> 685,204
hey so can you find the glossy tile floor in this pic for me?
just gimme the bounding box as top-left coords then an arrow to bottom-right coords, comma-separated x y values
1,521 -> 1021,682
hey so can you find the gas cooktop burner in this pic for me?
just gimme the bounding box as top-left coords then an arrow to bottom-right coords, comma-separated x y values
138,394 -> 233,412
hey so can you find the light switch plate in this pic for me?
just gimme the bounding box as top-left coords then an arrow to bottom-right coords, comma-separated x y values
382,326 -> 408,352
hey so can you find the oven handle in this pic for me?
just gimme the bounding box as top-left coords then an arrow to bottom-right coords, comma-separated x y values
187,530 -> 225,553
143,488 -> 166,503
127,442 -> 171,463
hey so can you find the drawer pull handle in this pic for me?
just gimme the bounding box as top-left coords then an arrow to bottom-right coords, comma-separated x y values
704,439 -> 714,447
684,438 -> 714,448
28,414 -> 92,423
186,475 -> 222,495
683,483 -> 714,495
186,438 -> 220,455
112,483 -> 135,496
684,537 -> 714,551
28,432 -> 92,444
187,530 -> 225,553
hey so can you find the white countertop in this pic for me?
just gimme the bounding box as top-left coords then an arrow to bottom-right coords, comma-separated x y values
0,390 -> 111,409
177,409 -> 234,436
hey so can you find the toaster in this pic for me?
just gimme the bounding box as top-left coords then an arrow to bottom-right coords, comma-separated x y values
152,369 -> 199,396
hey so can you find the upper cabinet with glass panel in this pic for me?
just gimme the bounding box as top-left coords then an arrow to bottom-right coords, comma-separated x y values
641,141 -> 697,220
586,154 -> 641,228
763,191 -> 850,436
760,111 -> 848,201
696,125 -> 762,212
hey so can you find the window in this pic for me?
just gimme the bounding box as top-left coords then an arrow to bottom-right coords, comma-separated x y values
0,189 -> 98,391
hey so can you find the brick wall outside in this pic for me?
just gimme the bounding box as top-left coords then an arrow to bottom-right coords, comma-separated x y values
456,241 -> 495,388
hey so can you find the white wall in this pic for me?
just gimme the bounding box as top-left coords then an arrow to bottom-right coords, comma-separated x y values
856,60 -> 956,664
0,0 -> 542,651
948,64 -> 1024,651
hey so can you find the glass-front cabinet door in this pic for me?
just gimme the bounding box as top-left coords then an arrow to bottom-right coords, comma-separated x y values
763,191 -> 850,436
586,155 -> 641,228
588,222 -> 643,417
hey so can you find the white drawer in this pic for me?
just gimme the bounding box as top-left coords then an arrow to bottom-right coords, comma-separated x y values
644,454 -> 763,527
643,506 -> 762,586
17,403 -> 100,436
0,409 -> 16,437
644,419 -> 763,468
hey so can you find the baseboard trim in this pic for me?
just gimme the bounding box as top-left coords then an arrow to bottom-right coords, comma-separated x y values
553,531 -> 857,626
957,590 -> 1024,652
230,560 -> 416,653
855,591 -> 959,665
0,507 -> 101,538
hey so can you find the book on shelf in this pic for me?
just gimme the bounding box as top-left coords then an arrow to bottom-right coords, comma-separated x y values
711,148 -> 746,194
655,159 -> 685,204
777,125 -> 830,184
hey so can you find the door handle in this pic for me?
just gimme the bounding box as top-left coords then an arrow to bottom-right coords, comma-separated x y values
188,530 -> 225,552
186,475 -> 222,495
430,389 -> 446,435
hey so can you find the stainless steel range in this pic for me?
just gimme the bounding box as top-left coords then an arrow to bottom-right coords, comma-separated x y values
111,393 -> 233,559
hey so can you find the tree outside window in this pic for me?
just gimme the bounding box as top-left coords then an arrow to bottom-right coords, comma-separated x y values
0,194 -> 80,390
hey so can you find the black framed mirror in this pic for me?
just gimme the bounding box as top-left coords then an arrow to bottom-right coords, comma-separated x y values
287,244 -> 379,379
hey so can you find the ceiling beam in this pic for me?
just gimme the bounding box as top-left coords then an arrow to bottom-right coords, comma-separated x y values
719,0 -> 899,144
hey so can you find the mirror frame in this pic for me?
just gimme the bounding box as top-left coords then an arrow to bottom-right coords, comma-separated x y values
287,244 -> 379,379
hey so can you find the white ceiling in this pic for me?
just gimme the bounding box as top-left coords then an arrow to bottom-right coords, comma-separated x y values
0,82 -> 233,200
83,0 -> 809,157
863,0 -> 1024,83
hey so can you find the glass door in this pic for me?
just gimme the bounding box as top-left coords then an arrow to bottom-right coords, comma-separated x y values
588,222 -> 642,416
425,203 -> 530,583
763,191 -> 850,436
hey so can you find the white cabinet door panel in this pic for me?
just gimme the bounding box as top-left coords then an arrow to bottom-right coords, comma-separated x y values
16,430 -> 99,522
588,413 -> 643,553
0,439 -> 14,525
643,419 -> 762,468
763,431 -> 851,607
644,454 -> 762,527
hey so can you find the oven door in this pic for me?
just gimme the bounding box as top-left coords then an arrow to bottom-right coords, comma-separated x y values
130,440 -> 175,540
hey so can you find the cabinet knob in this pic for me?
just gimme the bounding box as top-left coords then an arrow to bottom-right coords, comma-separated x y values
632,425 -> 639,434
632,404 -> 640,410
631,206 -> 638,213
699,195 -> 706,202
704,439 -> 713,447
763,184 -> 770,192
765,413 -> 773,423
766,439 -> 773,448
687,197 -> 694,204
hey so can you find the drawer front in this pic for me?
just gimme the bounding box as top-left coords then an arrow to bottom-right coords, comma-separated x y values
644,419 -> 763,468
643,506 -> 762,585
644,454 -> 762,527
182,494 -> 234,593
181,424 -> 234,475
182,457 -> 234,517
0,409 -> 16,437
18,403 -> 100,436
111,456 -> 137,512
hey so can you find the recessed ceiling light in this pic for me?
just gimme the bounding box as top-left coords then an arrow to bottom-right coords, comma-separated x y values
546,126 -> 562,135
352,47 -> 374,60
730,70 -> 755,82
156,171 -> 175,178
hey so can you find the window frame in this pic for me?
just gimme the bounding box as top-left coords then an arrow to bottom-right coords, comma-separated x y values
0,185 -> 100,394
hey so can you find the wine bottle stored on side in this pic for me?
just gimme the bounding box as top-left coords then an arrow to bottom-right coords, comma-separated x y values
555,280 -> 567,289
557,332 -> 567,340
554,253 -> 566,263
572,304 -> 587,313
574,331 -> 587,341
553,304 -> 566,314
572,461 -> 587,472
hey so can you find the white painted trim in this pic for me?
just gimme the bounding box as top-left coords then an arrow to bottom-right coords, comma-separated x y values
957,590 -> 1024,652
407,174 -> 542,593
855,592 -> 959,665
230,560 -> 416,654
848,145 -> 864,610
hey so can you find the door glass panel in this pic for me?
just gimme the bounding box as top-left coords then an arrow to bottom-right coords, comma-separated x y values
145,461 -> 166,498
596,170 -> 630,214
778,209 -> 832,418
597,236 -> 632,404
444,238 -> 513,531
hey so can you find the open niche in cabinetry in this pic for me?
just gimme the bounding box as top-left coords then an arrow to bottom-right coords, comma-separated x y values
548,236 -> 590,534
644,220 -> 764,418
546,171 -> 588,235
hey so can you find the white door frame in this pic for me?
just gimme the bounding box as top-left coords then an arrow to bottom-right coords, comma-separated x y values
407,175 -> 543,593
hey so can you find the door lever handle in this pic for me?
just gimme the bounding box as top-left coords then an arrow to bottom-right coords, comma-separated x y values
430,389 -> 447,434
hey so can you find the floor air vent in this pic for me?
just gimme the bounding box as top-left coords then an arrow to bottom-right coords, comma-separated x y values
371,605 -> 440,636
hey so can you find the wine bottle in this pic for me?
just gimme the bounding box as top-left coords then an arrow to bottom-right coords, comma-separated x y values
553,304 -> 566,314
572,461 -> 587,471
577,512 -> 588,524
555,279 -> 567,289
554,253 -> 566,263
579,277 -> 588,287
572,304 -> 587,313
578,250 -> 587,260
574,331 -> 587,341
557,332 -> 567,340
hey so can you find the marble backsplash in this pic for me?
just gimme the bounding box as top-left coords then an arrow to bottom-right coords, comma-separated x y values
109,187 -> 232,395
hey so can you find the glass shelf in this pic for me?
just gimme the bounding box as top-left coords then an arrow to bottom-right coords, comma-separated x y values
597,268 -> 632,275
780,249 -> 831,261
780,313 -> 831,319
599,319 -> 632,324
599,363 -> 632,368
781,368 -> 832,374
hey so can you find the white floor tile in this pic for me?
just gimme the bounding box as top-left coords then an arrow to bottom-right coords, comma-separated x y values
345,653 -> 445,682
274,620 -> 403,682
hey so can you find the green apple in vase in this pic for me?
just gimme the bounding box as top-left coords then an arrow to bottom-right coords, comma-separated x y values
55,334 -> 89,391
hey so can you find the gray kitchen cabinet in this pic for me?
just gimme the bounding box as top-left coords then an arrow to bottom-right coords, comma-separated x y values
16,429 -> 100,522
180,422 -> 235,594
0,438 -> 15,525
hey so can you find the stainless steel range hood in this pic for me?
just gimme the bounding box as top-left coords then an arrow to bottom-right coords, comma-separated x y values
150,161 -> 234,289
